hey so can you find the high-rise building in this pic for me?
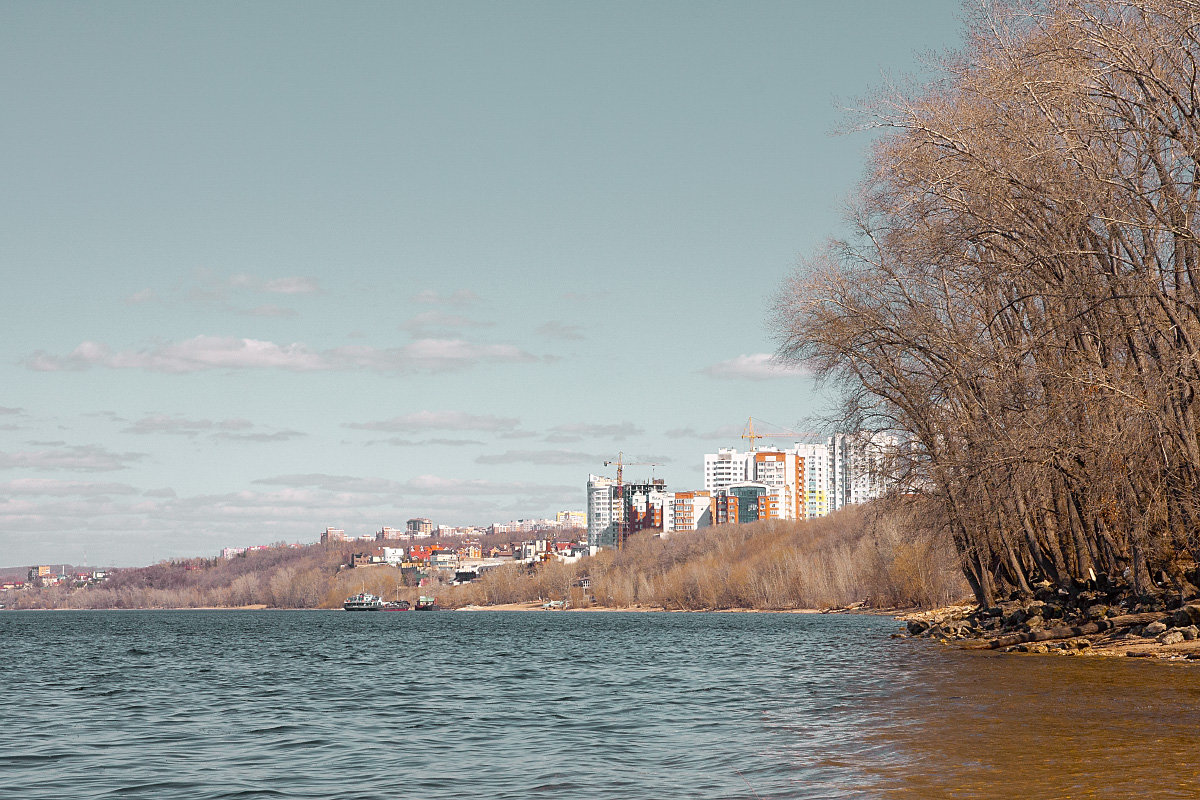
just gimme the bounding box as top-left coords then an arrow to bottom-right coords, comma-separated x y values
406,517 -> 434,536
321,527 -> 346,544
587,475 -> 669,548
701,433 -> 897,523
587,474 -> 620,548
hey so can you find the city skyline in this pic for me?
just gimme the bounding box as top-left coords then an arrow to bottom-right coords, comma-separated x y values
1,2 -> 964,566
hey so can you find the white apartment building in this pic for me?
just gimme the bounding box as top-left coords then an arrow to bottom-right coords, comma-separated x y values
556,510 -> 586,528
701,433 -> 897,523
587,474 -> 620,548
704,448 -> 750,492
671,491 -> 712,532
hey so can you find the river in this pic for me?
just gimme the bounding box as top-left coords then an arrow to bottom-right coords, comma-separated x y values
2,610 -> 1198,799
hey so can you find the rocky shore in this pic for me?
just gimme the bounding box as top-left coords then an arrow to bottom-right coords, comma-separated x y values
900,594 -> 1200,661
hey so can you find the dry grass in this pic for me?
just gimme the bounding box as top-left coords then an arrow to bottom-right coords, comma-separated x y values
445,503 -> 967,611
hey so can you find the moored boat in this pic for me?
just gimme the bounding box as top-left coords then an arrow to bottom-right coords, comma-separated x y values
343,592 -> 385,611
414,595 -> 438,611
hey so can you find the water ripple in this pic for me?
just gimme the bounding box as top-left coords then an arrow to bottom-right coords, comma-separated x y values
3,610 -> 1200,798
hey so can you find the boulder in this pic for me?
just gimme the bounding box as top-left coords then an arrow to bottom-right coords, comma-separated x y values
907,619 -> 930,635
1144,621 -> 1168,637
1003,610 -> 1027,627
1184,625 -> 1200,642
1024,615 -> 1045,631
1178,604 -> 1200,627
1158,629 -> 1186,646
1085,604 -> 1108,620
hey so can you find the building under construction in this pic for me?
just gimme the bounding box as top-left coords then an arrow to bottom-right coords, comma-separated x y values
586,474 -> 667,549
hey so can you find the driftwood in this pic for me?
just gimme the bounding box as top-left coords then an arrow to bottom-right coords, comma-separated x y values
978,612 -> 1164,650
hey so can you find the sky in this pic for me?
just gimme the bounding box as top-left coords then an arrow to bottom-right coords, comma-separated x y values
1,1 -> 965,567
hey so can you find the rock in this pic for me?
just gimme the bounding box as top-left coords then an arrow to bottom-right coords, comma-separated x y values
1085,604 -> 1108,620
1003,610 -> 1027,627
1184,626 -> 1199,641
906,619 -> 930,635
1158,629 -> 1186,645
1030,643 -> 1049,653
1024,615 -> 1045,631
1179,604 -> 1200,627
1041,603 -> 1065,620
1144,621 -> 1168,637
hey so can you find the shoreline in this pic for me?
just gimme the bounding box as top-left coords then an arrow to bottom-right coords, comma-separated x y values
899,603 -> 1200,662
455,601 -> 825,613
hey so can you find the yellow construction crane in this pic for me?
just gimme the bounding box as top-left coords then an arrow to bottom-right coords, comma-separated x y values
741,416 -> 819,448
602,452 -> 659,550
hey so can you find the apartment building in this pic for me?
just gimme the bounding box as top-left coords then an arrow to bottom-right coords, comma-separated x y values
587,474 -> 620,548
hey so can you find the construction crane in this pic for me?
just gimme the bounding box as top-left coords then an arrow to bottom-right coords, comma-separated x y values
602,452 -> 659,550
741,417 -> 820,448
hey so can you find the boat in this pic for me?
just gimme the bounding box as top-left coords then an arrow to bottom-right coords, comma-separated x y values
382,599 -> 411,611
343,592 -> 385,611
414,595 -> 438,611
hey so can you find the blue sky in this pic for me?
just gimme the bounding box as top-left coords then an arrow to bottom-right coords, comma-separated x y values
1,1 -> 964,566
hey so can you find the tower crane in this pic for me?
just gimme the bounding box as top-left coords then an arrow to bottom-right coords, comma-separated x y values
740,417 -> 820,448
602,452 -> 660,550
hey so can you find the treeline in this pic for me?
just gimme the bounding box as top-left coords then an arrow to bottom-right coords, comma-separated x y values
9,543 -> 357,609
445,504 -> 967,610
9,505 -> 966,611
777,0 -> 1200,607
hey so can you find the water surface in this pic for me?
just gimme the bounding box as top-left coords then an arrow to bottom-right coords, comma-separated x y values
1,610 -> 1198,799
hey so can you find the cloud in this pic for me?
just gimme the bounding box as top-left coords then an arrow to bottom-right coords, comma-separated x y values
0,471 -> 582,564
252,473 -> 404,494
413,289 -> 479,306
122,273 -> 318,319
475,449 -> 601,466
212,430 -> 307,443
701,354 -> 810,381
368,438 -> 485,447
0,444 -> 145,472
125,288 -> 156,305
254,472 -> 573,498
536,321 -> 585,341
549,422 -> 643,440
665,424 -> 744,440
0,407 -> 23,415
121,415 -> 301,443
400,310 -> 493,336
0,479 -> 140,496
27,336 -> 539,374
263,277 -> 320,295
245,304 -> 299,318
229,274 -> 321,295
561,291 -> 607,302
345,411 -> 520,433
544,433 -> 582,444
122,415 -> 255,437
